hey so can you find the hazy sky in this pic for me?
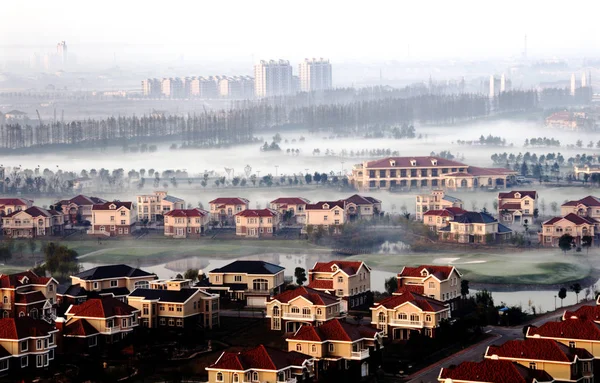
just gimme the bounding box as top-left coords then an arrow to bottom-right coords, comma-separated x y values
2,0 -> 598,62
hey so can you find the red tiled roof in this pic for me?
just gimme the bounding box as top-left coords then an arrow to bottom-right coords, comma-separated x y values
498,191 -> 538,199
164,208 -> 208,217
235,208 -> 277,217
500,203 -> 522,210
563,305 -> 600,322
467,166 -> 517,176
562,196 -> 600,207
485,338 -> 592,363
365,156 -> 466,169
445,207 -> 467,215
270,286 -> 338,306
270,197 -> 309,205
0,317 -> 56,340
0,198 -> 32,207
15,291 -> 46,304
527,318 -> 600,341
0,270 -> 52,289
209,345 -> 311,371
345,194 -> 380,205
307,279 -> 334,290
394,285 -> 425,295
439,359 -> 554,383
310,261 -> 366,276
5,206 -> 52,218
373,291 -> 447,312
66,297 -> 138,318
543,213 -> 596,226
63,319 -> 99,337
288,319 -> 380,342
91,201 -> 133,210
398,265 -> 457,281
423,209 -> 451,217
209,197 -> 249,205
305,201 -> 345,210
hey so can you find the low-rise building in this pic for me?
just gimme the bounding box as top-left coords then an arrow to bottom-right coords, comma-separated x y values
235,209 -> 279,238
561,196 -> 600,220
305,201 -> 346,234
498,190 -> 538,225
370,291 -> 450,340
286,319 -> 384,380
207,260 -> 285,307
396,265 -> 462,307
438,359 -> 554,383
265,286 -> 343,332
438,211 -> 512,244
0,317 -> 58,371
540,213 -> 596,247
527,318 -> 600,360
137,191 -> 185,222
564,305 -> 600,324
90,201 -> 136,236
545,111 -> 579,130
422,207 -> 467,231
0,198 -> 33,216
344,195 -> 382,221
0,270 -> 58,320
164,208 -> 210,238
56,195 -> 107,225
127,280 -> 219,329
307,261 -> 371,311
1,206 -> 64,238
206,345 -> 315,383
416,189 -> 463,221
270,197 -> 310,224
209,197 -> 249,226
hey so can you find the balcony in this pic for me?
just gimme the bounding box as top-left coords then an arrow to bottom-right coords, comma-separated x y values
278,378 -> 297,383
389,319 -> 424,327
350,349 -> 370,360
245,288 -> 272,295
103,327 -> 122,334
283,312 -> 316,321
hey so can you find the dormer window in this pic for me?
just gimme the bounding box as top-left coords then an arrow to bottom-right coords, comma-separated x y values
431,159 -> 437,166
323,204 -> 329,209
331,265 -> 338,271
389,160 -> 396,166
515,193 -> 521,198
20,276 -> 29,284
410,160 -> 417,166
420,269 -> 429,277
109,204 -> 116,210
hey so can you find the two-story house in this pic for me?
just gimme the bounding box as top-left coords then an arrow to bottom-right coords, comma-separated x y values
370,291 -> 450,340
270,197 -> 310,224
90,201 -> 137,237
484,339 -> 593,383
438,359 -> 554,383
527,318 -> 600,361
561,196 -> 600,219
62,297 -> 139,344
344,195 -> 382,221
127,279 -> 219,329
422,207 -> 467,231
56,195 -> 107,225
498,191 -> 538,225
438,211 -> 513,244
396,265 -> 462,308
305,201 -> 346,235
209,198 -> 249,226
235,209 -> 279,238
0,317 -> 58,372
307,261 -> 371,311
207,260 -> 285,307
564,305 -> 600,323
137,191 -> 185,222
540,213 -> 596,247
2,206 -> 64,238
164,208 -> 210,238
0,198 -> 33,217
0,270 -> 58,320
415,189 -> 463,221
206,345 -> 315,383
265,286 -> 343,332
286,319 -> 384,380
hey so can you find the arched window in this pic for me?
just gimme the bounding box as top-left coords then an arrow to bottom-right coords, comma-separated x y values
302,307 -> 311,316
18,311 -> 25,317
410,314 -> 419,322
272,306 -> 280,316
216,372 -> 223,382
252,279 -> 268,292
296,343 -> 302,351
378,312 -> 386,322
425,315 -> 432,322
311,344 -> 317,353
278,372 -> 285,382
460,179 -> 468,187
253,372 -> 259,381
233,373 -> 239,383
2,296 -> 7,304
398,313 -> 408,320
316,308 -> 322,315
38,219 -> 44,226
291,306 -> 300,314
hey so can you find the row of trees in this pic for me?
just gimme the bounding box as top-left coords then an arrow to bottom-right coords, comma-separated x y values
524,137 -> 561,147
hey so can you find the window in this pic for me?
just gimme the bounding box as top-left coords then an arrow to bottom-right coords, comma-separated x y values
233,373 -> 239,383
337,277 -> 343,283
106,319 -> 113,328
1,296 -> 5,304
21,356 -> 28,368
311,344 -> 317,353
93,282 -> 99,290
569,341 -> 576,348
37,339 -> 43,350
143,304 -> 149,315
291,306 -> 300,314
296,343 -> 302,351
36,354 -> 48,368
337,289 -> 343,296
134,280 -> 149,289
316,308 -> 322,315
110,280 -> 118,287
324,215 -> 328,221
529,362 -> 536,370
328,343 -> 335,352
168,304 -> 174,311
122,318 -> 127,327
20,340 -> 28,352
88,336 -> 97,347
398,313 -> 407,320
159,318 -> 166,326
168,318 -> 175,326
120,210 -> 126,216
425,315 -> 432,322
334,209 -> 340,215
428,282 -> 434,288
176,319 -> 183,327
234,275 -> 242,282
120,220 -> 126,225
216,372 -> 224,382
176,305 -> 182,312
48,284 -> 54,292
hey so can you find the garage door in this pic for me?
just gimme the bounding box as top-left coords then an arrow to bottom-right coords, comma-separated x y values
247,296 -> 266,308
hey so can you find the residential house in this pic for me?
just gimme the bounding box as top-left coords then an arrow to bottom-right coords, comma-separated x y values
137,191 -> 185,222
270,197 -> 310,224
209,198 -> 249,225
438,211 -> 513,244
206,345 -> 315,383
564,305 -> 600,323
395,265 -> 462,312
438,359 -> 554,383
527,318 -> 600,362
127,279 -> 219,329
416,189 -> 463,221
164,208 -> 210,238
71,177 -> 94,191
344,195 -> 382,221
546,111 -> 579,130
235,209 -> 279,238
0,198 -> 33,216
484,339 -> 593,383
562,196 -> 600,219
1,206 -> 64,238
498,191 -> 538,225
422,207 -> 467,231
370,291 -> 450,340
62,297 -> 139,344
307,261 -> 372,311
0,270 -> 58,320
265,286 -> 343,332
305,201 -> 346,234
56,195 -> 107,225
207,261 -> 285,307
0,317 -> 58,372
540,213 -> 596,247
90,201 -> 136,236
286,319 -> 384,380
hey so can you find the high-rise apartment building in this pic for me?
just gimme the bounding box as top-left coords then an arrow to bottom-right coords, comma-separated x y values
218,76 -> 254,98
299,58 -> 332,92
56,41 -> 68,66
190,76 -> 218,98
254,59 -> 293,97
161,78 -> 184,98
142,78 -> 162,97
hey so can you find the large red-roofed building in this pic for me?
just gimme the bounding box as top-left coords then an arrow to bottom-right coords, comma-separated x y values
540,213 -> 596,247
438,359 -> 554,383
235,208 -> 279,238
307,261 -> 371,311
164,208 -> 210,238
209,197 -> 249,226
497,190 -> 538,225
270,197 -> 310,224
2,206 -> 64,238
396,265 -> 462,309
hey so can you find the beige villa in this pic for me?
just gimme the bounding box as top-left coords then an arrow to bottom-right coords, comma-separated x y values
422,207 -> 466,231
415,189 -> 463,221
307,260 -> 371,311
90,201 -> 137,236
209,197 -> 249,225
136,191 -> 185,222
396,265 -> 462,309
497,190 -> 538,225
527,318 -> 600,361
56,195 -> 107,224
270,197 -> 310,224
305,201 -> 346,234
163,208 -> 210,238
438,359 -> 554,383
0,317 -> 58,372
540,213 -> 596,247
438,211 -> 513,244
235,208 -> 279,238
1,206 -> 64,238
0,198 -> 33,216
69,264 -> 158,301
344,195 -> 382,220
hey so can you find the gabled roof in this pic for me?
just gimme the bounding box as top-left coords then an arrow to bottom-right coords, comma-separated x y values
485,338 -> 592,363
210,260 -> 284,275
562,196 -> 600,207
63,319 -> 99,337
365,156 -> 466,169
563,305 -> 600,322
527,318 -> 600,341
270,286 -> 338,306
209,197 -> 249,205
15,290 -> 47,304
0,198 -> 32,206
372,291 -> 447,312
394,285 -> 425,295
128,288 -> 200,303
288,319 -> 380,342
0,270 -> 53,289
0,317 -> 56,340
500,202 -> 523,210
452,211 -> 497,224
398,265 -> 458,281
439,359 -> 554,383
208,345 -> 311,371
498,191 -> 538,199
305,201 -> 345,210
73,264 -> 155,280
307,279 -> 333,290
310,261 -> 368,276
5,206 -> 52,218
65,297 -> 138,318
235,208 -> 277,217
270,197 -> 310,205
543,213 -> 596,226
164,208 -> 208,218
423,208 -> 466,217
59,195 -> 106,206
344,194 -> 380,205
91,201 -> 133,211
